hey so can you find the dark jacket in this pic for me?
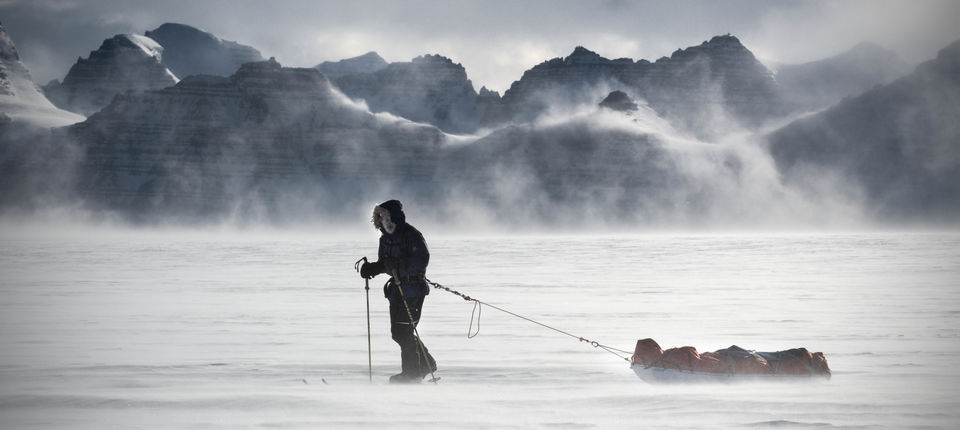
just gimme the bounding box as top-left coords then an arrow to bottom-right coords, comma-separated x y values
375,200 -> 430,300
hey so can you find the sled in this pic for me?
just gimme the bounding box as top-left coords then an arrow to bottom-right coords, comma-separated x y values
631,338 -> 831,383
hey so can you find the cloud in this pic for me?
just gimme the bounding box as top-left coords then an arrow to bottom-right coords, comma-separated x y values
750,0 -> 960,64
0,0 -> 81,12
3,0 -> 959,91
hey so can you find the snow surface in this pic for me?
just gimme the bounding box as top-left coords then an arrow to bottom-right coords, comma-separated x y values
1,231 -> 959,429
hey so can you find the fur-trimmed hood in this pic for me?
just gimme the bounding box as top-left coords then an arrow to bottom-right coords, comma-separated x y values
372,199 -> 405,234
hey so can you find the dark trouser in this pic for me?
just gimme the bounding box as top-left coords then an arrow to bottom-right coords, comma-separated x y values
389,296 -> 436,377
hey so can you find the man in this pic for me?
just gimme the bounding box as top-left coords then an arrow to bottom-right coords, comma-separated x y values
359,199 -> 437,383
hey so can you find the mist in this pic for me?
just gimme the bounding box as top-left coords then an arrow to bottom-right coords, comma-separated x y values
0,96 -> 885,232
0,3 -> 955,233
2,46 -> 955,231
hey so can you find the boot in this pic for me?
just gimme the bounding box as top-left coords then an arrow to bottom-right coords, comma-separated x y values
389,372 -> 421,384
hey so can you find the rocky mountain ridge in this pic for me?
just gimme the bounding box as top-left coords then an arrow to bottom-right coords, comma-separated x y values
321,35 -> 792,135
33,24 -> 913,138
145,23 -> 264,78
315,51 -> 388,78
599,90 -> 638,112
496,35 -> 784,137
43,33 -> 178,116
332,53 -> 485,134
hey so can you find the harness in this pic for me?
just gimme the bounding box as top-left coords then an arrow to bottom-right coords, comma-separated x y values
391,274 -> 425,284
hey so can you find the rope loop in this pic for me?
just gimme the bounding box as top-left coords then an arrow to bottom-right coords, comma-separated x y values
467,301 -> 481,338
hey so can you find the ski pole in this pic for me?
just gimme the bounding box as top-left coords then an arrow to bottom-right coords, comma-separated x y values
365,277 -> 371,383
354,257 -> 373,383
392,270 -> 438,384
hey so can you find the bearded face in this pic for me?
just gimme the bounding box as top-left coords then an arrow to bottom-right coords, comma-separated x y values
371,205 -> 396,234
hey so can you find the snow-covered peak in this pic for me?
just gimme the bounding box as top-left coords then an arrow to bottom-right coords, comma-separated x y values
43,32 -> 178,116
124,33 -> 164,59
0,22 -> 85,127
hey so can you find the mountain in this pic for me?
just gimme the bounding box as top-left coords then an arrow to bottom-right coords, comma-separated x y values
64,58 -> 444,221
315,51 -> 388,78
499,35 -> 786,137
632,35 -> 785,134
332,54 -> 484,134
499,46 -> 634,122
0,22 -> 85,211
501,46 -> 632,102
315,35 -> 781,136
599,90 -> 639,112
42,23 -> 265,117
5,32 -> 954,224
775,42 -> 912,112
0,22 -> 84,127
11,57 -> 774,225
768,40 -> 960,220
144,23 -> 264,78
42,33 -> 178,116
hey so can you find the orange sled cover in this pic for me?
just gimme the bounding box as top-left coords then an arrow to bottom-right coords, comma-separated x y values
631,338 -> 830,379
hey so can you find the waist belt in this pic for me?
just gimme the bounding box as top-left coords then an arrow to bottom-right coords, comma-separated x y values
392,274 -> 425,284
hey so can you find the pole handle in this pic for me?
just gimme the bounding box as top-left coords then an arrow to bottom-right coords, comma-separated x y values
354,256 -> 368,273
355,257 -> 371,290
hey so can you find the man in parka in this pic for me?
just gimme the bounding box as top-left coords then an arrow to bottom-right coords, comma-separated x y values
359,200 -> 437,383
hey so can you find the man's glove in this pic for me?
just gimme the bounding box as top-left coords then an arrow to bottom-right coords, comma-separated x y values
360,260 -> 384,279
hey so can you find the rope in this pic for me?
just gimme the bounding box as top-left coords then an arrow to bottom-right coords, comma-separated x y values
426,278 -> 632,362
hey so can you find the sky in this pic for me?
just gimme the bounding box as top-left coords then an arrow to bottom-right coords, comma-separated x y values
1,0 -> 959,93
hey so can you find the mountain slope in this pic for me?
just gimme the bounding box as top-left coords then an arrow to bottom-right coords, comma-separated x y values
768,40 -> 960,220
332,54 -> 483,134
66,58 -> 445,221
775,42 -> 912,112
145,23 -> 264,78
0,22 -> 84,127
